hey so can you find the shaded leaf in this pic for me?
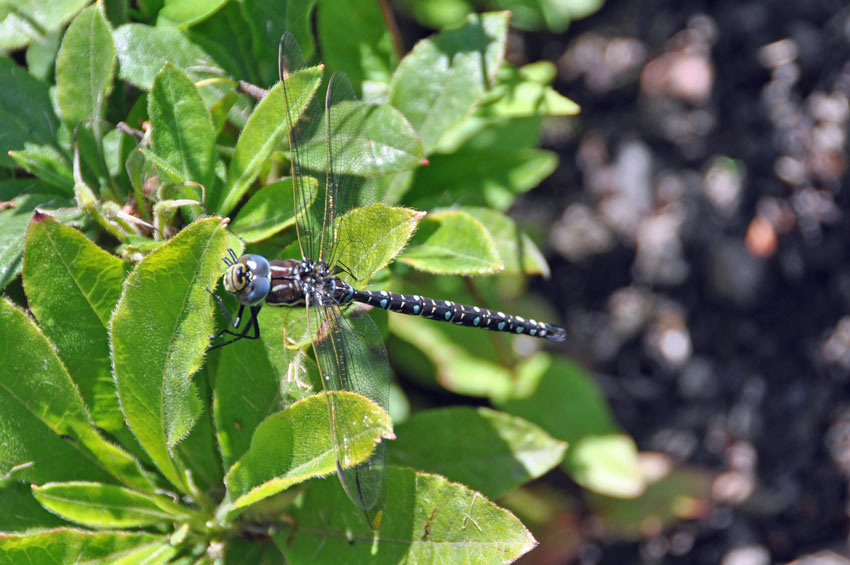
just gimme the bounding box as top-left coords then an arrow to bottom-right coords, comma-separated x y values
279,467 -> 537,563
399,209 -> 502,275
111,218 -> 228,491
317,0 -> 397,88
240,0 -> 318,85
55,4 -> 115,128
388,313 -> 513,397
0,296 -> 150,489
588,458 -> 713,539
0,190 -> 79,290
494,353 -> 645,498
390,12 -> 509,153
0,57 -> 61,169
230,178 -> 314,244
8,144 -> 74,194
211,338 -> 289,469
23,214 -> 130,431
224,392 -> 392,514
407,148 -> 558,212
392,407 -> 567,498
0,481 -> 66,532
31,482 -> 188,528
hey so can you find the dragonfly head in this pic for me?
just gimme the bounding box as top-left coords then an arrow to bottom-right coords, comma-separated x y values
223,254 -> 271,305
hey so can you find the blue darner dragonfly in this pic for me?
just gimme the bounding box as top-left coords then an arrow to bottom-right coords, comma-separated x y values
211,33 -> 566,530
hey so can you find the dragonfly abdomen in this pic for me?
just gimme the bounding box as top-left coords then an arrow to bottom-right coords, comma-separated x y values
352,289 -> 566,342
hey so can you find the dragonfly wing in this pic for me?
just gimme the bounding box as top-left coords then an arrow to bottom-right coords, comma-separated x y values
308,300 -> 390,529
279,32 -> 324,262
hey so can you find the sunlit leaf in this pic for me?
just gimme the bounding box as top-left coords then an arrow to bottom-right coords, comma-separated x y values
224,392 -> 392,514
399,209 -> 502,275
0,296 -> 150,489
111,218 -> 228,491
32,482 -> 189,528
55,4 -> 115,128
23,214 -> 130,431
0,530 -> 164,564
280,467 -> 537,562
390,12 -> 509,153
156,0 -> 228,28
0,0 -> 88,51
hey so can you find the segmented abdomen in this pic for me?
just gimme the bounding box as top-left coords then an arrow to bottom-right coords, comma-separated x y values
351,289 -> 566,342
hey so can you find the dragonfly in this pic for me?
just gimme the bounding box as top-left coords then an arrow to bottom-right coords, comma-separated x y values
210,33 -> 567,530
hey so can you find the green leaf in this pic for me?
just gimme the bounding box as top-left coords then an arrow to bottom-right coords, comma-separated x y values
113,23 -> 213,91
480,62 -> 580,118
186,2 -> 262,85
156,0 -> 228,28
0,530 -> 163,564
279,467 -> 537,562
0,57 -> 61,169
407,148 -> 558,211
493,0 -> 604,32
389,12 -> 509,153
240,0 -> 318,85
399,209 -> 502,275
494,353 -> 645,498
317,0 -> 398,88
221,65 -> 323,215
0,0 -> 88,51
0,296 -> 150,489
31,482 -> 189,528
211,338 -> 290,469
8,144 -> 74,194
392,407 -> 567,498
230,178 -> 313,243
224,538 -> 287,564
588,463 -> 712,537
460,206 -> 550,276
23,214 -> 130,431
0,191 -> 79,290
149,63 -> 217,191
224,392 -> 393,514
175,364 -> 223,492
111,217 -> 228,491
388,313 -> 513,397
301,103 -> 425,177
55,4 -> 116,128
0,481 -> 66,531
337,204 -> 422,284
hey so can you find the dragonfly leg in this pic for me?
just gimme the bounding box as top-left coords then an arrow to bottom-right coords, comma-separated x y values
207,287 -> 242,331
209,302 -> 262,350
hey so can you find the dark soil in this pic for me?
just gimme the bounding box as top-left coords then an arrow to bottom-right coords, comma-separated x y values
510,0 -> 850,563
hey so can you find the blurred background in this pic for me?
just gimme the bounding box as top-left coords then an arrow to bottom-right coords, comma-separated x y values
396,0 -> 850,563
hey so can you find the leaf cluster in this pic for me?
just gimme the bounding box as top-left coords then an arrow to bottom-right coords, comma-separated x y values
0,2 -> 651,563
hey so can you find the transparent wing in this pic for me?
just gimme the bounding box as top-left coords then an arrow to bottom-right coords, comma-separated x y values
322,71 -> 392,270
308,300 -> 390,529
279,32 -> 323,262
